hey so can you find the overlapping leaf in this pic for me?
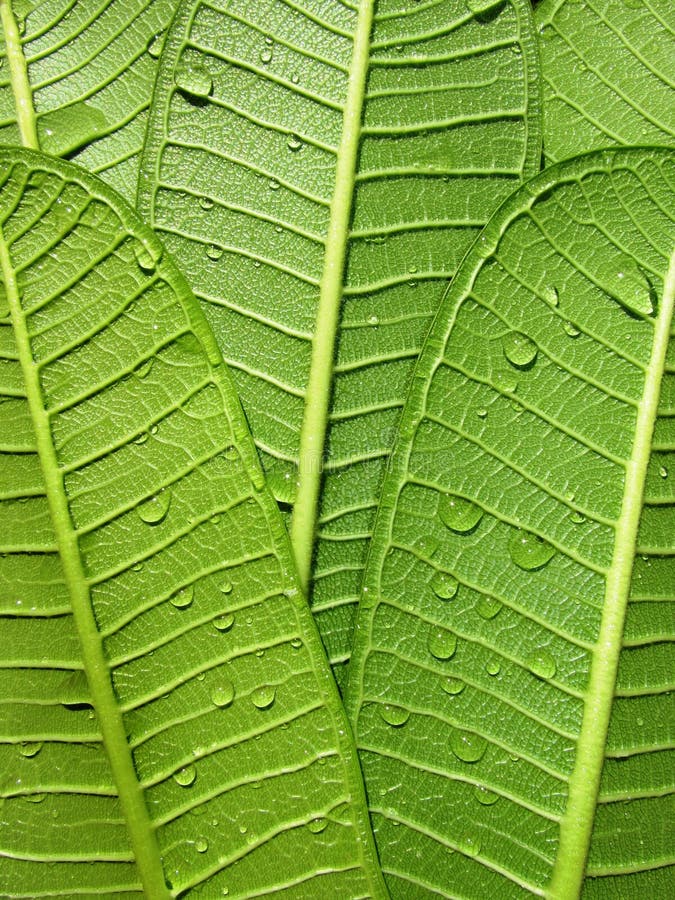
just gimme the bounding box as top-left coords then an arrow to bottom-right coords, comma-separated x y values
0,150 -> 385,898
346,148 -> 675,898
0,0 -> 178,200
535,0 -> 675,162
138,0 -> 541,681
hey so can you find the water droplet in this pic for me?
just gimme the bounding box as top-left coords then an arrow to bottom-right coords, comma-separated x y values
195,838 -> 208,853
526,649 -> 557,680
19,741 -> 43,758
431,571 -> 459,600
659,466 -> 668,479
459,834 -> 481,857
428,626 -> 457,661
502,331 -> 538,368
206,244 -> 223,261
542,285 -> 559,307
441,677 -> 465,695
170,584 -> 194,609
451,729 -> 487,763
147,33 -> 164,58
476,596 -> 502,619
24,792 -> 47,804
439,494 -> 483,533
563,320 -> 580,338
287,133 -> 302,152
199,195 -> 214,210
223,445 -> 238,460
134,241 -> 160,273
213,612 -> 234,631
290,637 -> 302,649
268,178 -> 280,191
368,314 -> 379,325
138,491 -> 171,525
379,703 -> 410,727
605,257 -> 653,315
476,407 -> 488,419
174,765 -> 197,787
260,47 -> 273,64
175,62 -> 213,98
211,681 -> 235,708
486,659 -> 501,676
475,785 -> 499,805
220,580 -> 233,594
291,73 -> 299,84
494,370 -> 518,393
307,817 -> 328,833
508,529 -> 555,570
466,0 -> 503,14
569,510 -> 586,524
252,685 -> 276,709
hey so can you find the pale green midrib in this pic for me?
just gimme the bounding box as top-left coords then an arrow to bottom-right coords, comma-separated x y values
548,247 -> 675,900
289,2 -> 375,593
0,216 -> 168,898
0,0 -> 38,149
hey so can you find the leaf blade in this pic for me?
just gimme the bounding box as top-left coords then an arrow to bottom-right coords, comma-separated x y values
0,149 -> 386,898
346,147 -> 675,897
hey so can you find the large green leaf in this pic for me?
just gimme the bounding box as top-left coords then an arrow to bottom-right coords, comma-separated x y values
0,0 -> 178,200
346,147 -> 675,897
0,149 -> 386,898
138,0 -> 542,681
535,0 -> 675,163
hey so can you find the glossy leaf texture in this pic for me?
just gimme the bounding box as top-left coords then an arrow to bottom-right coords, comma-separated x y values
0,150 -> 385,899
0,0 -> 178,200
138,0 -> 541,682
535,0 -> 675,163
346,148 -> 675,898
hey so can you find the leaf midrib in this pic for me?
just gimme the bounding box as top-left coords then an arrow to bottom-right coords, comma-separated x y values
0,0 -> 38,148
0,159 -> 169,899
289,1 -> 375,593
548,247 -> 675,899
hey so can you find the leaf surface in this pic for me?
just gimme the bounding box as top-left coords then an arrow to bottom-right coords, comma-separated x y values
535,0 -> 675,163
346,147 -> 675,898
0,149 -> 385,898
0,0 -> 178,200
138,0 -> 541,681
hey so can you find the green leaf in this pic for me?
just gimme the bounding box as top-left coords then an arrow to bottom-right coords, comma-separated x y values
0,149 -> 386,898
346,147 -> 675,898
535,0 -> 675,163
137,0 -> 542,680
0,0 -> 178,200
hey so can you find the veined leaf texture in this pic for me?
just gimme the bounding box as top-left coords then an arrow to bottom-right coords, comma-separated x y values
0,0 -> 673,898
0,150 -> 385,898
347,147 -> 675,898
138,0 -> 541,681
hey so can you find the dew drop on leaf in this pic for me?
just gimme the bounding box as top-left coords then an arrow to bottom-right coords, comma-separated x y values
307,817 -> 328,834
459,834 -> 481,857
138,490 -> 171,525
604,256 -> 654,315
431,571 -> 459,600
174,765 -> 197,787
211,681 -> 235,708
428,626 -> 457,661
269,179 -> 280,191
206,244 -> 223,261
502,331 -> 538,368
287,133 -> 302,152
24,792 -> 47,804
19,741 -> 43,758
466,0 -> 504,14
526,649 -> 557,680
133,241 -> 160,273
175,62 -> 213,98
542,285 -> 559,306
475,785 -> 499,805
251,685 -> 276,709
476,596 -> 502,619
508,529 -> 555,570
219,579 -> 233,594
438,494 -> 483,533
486,659 -> 501,676
563,320 -> 581,338
199,195 -> 214,210
195,838 -> 208,853
213,612 -> 234,632
147,33 -> 164,58
260,47 -> 273,64
170,584 -> 194,609
379,703 -> 410,727
494,370 -> 518,393
290,637 -> 302,649
451,729 -> 487,763
441,676 -> 465,696
569,510 -> 586,524
659,466 -> 668,479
